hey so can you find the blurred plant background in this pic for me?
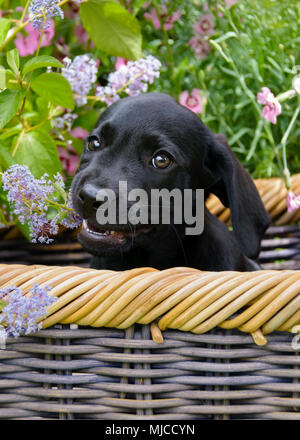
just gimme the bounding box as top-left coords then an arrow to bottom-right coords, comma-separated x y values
0,0 -> 299,241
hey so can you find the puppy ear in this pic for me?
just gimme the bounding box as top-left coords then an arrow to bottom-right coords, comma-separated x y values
205,133 -> 271,258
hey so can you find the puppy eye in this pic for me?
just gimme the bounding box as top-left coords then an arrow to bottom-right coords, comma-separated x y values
87,136 -> 101,151
151,151 -> 172,169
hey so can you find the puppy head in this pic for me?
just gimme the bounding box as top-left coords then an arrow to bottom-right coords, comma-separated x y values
72,92 -> 270,258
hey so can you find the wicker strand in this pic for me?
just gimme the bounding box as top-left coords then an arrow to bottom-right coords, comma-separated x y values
0,264 -> 299,343
206,173 -> 300,225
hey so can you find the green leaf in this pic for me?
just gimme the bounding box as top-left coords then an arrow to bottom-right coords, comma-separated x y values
53,182 -> 67,203
75,108 -> 99,131
36,97 -> 50,121
0,89 -> 24,129
132,0 -> 147,16
22,55 -> 64,75
0,142 -> 15,168
79,0 -> 142,60
14,218 -> 32,242
0,17 -> 11,46
31,72 -> 74,110
0,124 -> 22,141
12,130 -> 62,178
0,66 -> 5,90
6,49 -> 20,76
214,31 -> 237,44
2,69 -> 21,90
0,207 -> 8,226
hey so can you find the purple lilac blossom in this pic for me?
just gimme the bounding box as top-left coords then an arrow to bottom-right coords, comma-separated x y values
60,190 -> 82,229
29,0 -> 64,30
62,55 -> 98,106
0,284 -> 56,337
95,55 -> 161,105
52,113 -> 77,131
1,165 -> 81,243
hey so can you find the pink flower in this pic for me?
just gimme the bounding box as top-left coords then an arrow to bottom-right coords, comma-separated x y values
115,57 -> 128,70
144,6 -> 181,31
15,20 -> 55,57
74,24 -> 89,46
286,191 -> 300,212
70,126 -> 88,139
189,36 -> 211,60
58,146 -> 80,177
257,87 -> 281,124
144,8 -> 161,29
194,14 -> 214,36
179,89 -> 202,113
164,10 -> 181,31
225,0 -> 238,8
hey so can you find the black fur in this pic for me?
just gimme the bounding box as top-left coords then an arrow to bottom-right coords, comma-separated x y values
72,93 -> 270,271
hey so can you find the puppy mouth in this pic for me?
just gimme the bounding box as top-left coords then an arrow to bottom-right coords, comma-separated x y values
79,219 -> 153,247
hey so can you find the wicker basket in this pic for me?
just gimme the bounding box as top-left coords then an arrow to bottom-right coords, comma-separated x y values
0,176 -> 299,420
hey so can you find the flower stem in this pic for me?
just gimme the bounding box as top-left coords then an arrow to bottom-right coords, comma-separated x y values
280,104 -> 300,189
45,198 -> 74,213
20,0 -> 31,24
12,129 -> 25,157
18,17 -> 46,118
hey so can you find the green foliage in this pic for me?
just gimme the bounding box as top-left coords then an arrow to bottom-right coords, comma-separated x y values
22,55 -> 64,75
79,0 -> 142,60
0,18 -> 11,46
0,0 -> 299,238
139,0 -> 300,178
0,89 -> 24,129
12,130 -> 62,178
6,48 -> 19,76
31,72 -> 75,110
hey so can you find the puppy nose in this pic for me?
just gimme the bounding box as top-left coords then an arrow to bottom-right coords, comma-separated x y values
78,183 -> 102,217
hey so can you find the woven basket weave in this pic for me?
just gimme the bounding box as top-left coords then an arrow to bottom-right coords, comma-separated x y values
0,175 -> 299,420
207,173 -> 300,226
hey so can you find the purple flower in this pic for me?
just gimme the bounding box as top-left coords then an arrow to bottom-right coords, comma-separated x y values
29,0 -> 64,30
1,165 -> 82,243
95,55 -> 161,105
60,191 -> 82,229
62,55 -> 98,106
0,284 -> 56,337
52,112 -> 77,132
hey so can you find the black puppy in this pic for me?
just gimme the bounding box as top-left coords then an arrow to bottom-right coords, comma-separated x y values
72,92 -> 270,271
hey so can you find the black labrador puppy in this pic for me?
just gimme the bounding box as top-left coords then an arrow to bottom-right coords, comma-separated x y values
72,93 -> 270,271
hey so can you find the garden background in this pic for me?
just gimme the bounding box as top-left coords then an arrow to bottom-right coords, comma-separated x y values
0,0 -> 299,243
